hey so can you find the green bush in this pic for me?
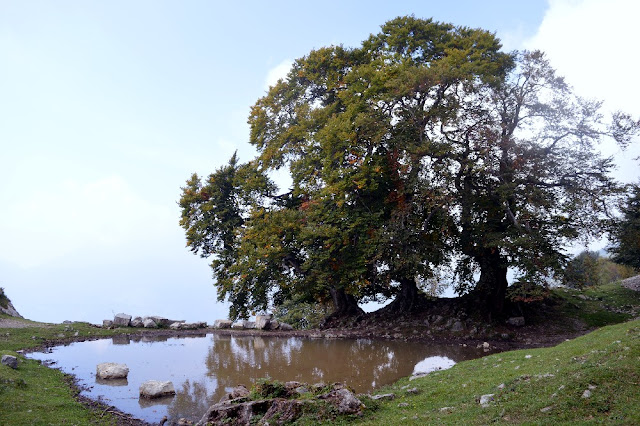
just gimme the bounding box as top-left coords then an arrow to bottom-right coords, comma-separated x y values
562,251 -> 635,289
272,297 -> 331,329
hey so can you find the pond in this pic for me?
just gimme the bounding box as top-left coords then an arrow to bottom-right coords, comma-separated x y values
28,333 -> 484,423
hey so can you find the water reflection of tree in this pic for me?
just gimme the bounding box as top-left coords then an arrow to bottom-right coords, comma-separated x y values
203,335 -> 477,393
165,379 -> 217,422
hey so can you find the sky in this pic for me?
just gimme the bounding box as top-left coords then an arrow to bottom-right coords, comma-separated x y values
1,0 -> 638,324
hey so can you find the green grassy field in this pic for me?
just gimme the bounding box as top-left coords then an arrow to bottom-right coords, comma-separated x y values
0,318 -> 128,425
347,318 -> 639,425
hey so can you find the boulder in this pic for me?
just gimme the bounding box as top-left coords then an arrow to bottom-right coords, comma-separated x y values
197,400 -> 271,425
130,317 -> 144,328
169,322 -> 182,330
269,320 -> 280,330
142,318 -> 158,328
1,355 -> 18,369
243,321 -> 256,329
319,387 -> 363,414
149,316 -> 171,327
450,320 -> 465,332
506,316 -> 526,327
102,320 -> 113,328
139,380 -> 176,399
96,362 -> 129,379
255,314 -> 272,330
113,313 -> 132,327
219,385 -> 250,403
214,319 -> 233,329
279,323 -> 294,331
231,321 -> 245,330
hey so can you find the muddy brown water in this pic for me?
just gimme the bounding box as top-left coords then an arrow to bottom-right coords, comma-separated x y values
28,333 -> 484,423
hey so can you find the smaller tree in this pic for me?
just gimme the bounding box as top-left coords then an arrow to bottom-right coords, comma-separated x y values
609,184 -> 640,270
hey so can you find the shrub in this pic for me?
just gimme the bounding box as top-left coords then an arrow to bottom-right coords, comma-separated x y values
562,251 -> 636,289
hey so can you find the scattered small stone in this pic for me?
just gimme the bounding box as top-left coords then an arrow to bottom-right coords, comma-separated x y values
398,402 -> 409,407
525,355 -> 532,359
440,406 -> 454,412
588,384 -> 597,390
482,342 -> 490,349
405,387 -> 420,394
540,406 -> 553,413
479,394 -> 495,407
1,355 -> 18,369
497,383 -> 505,389
371,393 -> 395,401
582,389 -> 592,398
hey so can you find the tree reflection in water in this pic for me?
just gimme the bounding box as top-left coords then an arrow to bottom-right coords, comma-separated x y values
28,333 -> 483,424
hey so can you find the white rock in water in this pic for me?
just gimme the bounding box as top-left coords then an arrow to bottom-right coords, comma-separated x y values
139,380 -> 176,399
96,362 -> 129,379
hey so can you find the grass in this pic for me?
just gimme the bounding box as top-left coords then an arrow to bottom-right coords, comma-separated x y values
328,318 -> 640,425
0,315 -> 129,425
553,282 -> 639,328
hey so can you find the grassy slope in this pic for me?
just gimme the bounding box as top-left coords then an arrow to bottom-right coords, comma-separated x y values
347,318 -> 639,425
0,317 -> 126,425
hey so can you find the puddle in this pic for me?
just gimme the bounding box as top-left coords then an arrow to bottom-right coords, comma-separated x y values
28,333 -> 483,423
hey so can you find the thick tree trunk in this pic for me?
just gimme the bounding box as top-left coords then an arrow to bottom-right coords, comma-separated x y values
383,277 -> 419,314
328,287 -> 364,318
473,250 -> 509,318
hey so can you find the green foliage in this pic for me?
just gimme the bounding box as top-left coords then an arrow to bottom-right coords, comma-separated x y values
251,378 -> 288,399
609,183 -> 640,269
272,297 -> 331,329
0,288 -> 9,309
180,16 -> 639,319
563,251 -> 636,289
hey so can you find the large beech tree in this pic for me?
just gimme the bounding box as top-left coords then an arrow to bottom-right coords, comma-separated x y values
180,17 -> 638,320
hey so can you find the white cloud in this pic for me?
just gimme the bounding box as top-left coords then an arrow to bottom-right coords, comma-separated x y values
0,175 -> 174,268
525,0 -> 640,183
264,59 -> 293,90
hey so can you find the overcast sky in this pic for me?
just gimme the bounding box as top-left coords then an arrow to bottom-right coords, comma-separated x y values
1,0 -> 638,324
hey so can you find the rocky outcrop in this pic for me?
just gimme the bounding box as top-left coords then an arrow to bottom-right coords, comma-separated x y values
0,289 -> 22,318
96,362 -> 129,379
139,380 -> 176,399
196,381 -> 363,425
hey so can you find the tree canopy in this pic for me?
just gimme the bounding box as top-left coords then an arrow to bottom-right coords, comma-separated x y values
179,16 -> 639,321
609,184 -> 640,270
